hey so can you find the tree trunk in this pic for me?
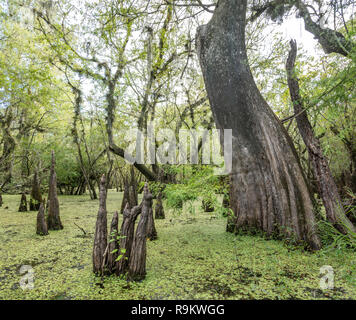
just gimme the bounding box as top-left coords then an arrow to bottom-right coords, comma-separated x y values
18,193 -> 27,212
116,203 -> 142,276
128,183 -> 152,281
129,166 -> 138,207
120,177 -> 130,214
30,170 -> 42,211
92,174 -> 108,274
155,191 -> 165,219
129,185 -> 138,208
0,194 -> 2,207
107,211 -> 119,274
47,151 -> 63,230
146,204 -> 157,240
196,0 -> 321,249
36,203 -> 48,236
286,40 -> 356,236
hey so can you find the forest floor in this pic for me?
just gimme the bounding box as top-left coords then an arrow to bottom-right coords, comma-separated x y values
0,191 -> 355,300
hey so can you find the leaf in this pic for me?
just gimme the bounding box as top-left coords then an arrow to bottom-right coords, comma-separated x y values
115,254 -> 124,262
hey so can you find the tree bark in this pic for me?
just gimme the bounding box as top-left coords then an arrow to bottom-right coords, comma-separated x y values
129,166 -> 138,207
146,204 -> 157,240
36,203 -> 48,236
116,202 -> 142,276
18,193 -> 27,212
107,211 -> 119,274
128,183 -> 152,280
286,39 -> 356,236
30,170 -> 42,211
155,191 -> 165,219
196,0 -> 321,249
92,174 -> 108,274
120,176 -> 130,214
47,151 -> 63,230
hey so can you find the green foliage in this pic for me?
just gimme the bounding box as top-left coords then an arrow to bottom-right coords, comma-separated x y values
0,191 -> 355,300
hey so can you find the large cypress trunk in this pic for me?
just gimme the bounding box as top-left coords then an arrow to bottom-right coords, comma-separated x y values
196,0 -> 321,249
92,174 -> 108,274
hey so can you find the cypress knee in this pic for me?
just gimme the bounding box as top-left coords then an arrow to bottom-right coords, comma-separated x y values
120,177 -> 130,214
92,174 -> 108,274
116,203 -> 142,276
47,171 -> 63,230
128,183 -> 152,281
147,205 -> 157,240
30,171 -> 42,211
155,192 -> 165,219
36,203 -> 48,236
18,193 -> 27,212
107,211 -> 119,274
47,151 -> 63,230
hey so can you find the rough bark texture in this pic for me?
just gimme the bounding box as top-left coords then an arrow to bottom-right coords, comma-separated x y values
128,183 -> 152,281
129,166 -> 138,207
47,151 -> 63,230
18,193 -> 27,212
155,191 -> 165,219
120,177 -> 130,214
107,211 -> 119,274
286,40 -> 356,236
36,203 -> 48,236
197,0 -> 321,249
146,205 -> 157,240
129,185 -> 138,208
116,203 -> 142,276
30,171 -> 42,211
92,174 -> 108,274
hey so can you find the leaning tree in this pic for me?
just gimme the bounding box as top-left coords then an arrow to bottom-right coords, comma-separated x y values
196,0 -> 322,249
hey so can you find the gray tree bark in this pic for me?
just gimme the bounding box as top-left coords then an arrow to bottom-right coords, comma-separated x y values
47,151 -> 63,230
36,203 -> 48,236
196,0 -> 321,249
92,174 -> 108,274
